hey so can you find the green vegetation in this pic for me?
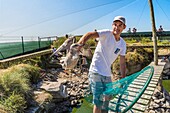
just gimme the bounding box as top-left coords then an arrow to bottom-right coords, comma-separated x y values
162,80 -> 170,92
159,40 -> 169,45
112,48 -> 153,75
52,37 -> 67,48
124,38 -> 137,43
141,37 -> 152,44
72,98 -> 93,113
0,93 -> 26,113
52,36 -> 96,49
0,64 -> 41,113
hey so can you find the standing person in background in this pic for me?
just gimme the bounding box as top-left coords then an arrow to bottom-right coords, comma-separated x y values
158,25 -> 163,32
77,16 -> 127,113
132,27 -> 137,33
127,28 -> 131,33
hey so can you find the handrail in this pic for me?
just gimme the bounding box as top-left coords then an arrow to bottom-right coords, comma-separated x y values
122,66 -> 154,113
103,66 -> 154,112
121,31 -> 170,37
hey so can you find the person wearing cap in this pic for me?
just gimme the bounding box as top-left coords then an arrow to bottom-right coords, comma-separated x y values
77,16 -> 126,113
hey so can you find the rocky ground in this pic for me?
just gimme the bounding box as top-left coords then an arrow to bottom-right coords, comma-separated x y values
26,65 -> 91,113
25,59 -> 170,113
145,82 -> 170,113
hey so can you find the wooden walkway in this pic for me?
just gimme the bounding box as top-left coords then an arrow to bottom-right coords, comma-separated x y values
109,60 -> 166,113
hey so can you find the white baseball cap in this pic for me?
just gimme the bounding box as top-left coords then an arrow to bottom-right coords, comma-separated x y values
113,16 -> 126,25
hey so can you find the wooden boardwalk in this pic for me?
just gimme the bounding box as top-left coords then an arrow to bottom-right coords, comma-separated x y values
109,60 -> 166,113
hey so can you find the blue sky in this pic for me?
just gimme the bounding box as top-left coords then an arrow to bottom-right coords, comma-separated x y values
0,0 -> 170,37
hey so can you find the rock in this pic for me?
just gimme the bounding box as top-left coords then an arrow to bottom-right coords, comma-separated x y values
152,96 -> 157,100
39,80 -> 68,101
166,101 -> 170,108
149,106 -> 154,110
154,99 -> 161,104
25,106 -> 42,113
34,91 -> 52,104
160,98 -> 165,102
149,110 -> 155,113
153,89 -> 160,97
71,100 -> 78,106
166,95 -> 170,101
152,102 -> 160,108
157,85 -> 162,92
166,109 -> 170,113
82,84 -> 89,89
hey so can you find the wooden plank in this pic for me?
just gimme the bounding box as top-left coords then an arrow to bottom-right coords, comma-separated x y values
148,84 -> 157,88
129,84 -> 143,89
143,90 -> 154,95
127,87 -> 140,93
137,98 -> 149,105
132,103 -> 146,112
133,79 -> 146,83
151,78 -> 159,82
150,81 -> 158,85
146,86 -> 155,91
127,109 -> 144,113
132,82 -> 145,86
141,94 -> 152,100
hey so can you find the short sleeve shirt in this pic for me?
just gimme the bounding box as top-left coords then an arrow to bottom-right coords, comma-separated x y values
89,29 -> 126,76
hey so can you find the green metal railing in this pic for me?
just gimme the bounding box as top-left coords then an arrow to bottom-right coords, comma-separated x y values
122,66 -> 154,113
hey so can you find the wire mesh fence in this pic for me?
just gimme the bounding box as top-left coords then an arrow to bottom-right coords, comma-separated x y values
0,36 -> 57,60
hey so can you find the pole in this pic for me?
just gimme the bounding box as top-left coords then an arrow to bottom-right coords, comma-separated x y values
148,0 -> 158,65
21,36 -> 25,54
38,37 -> 41,49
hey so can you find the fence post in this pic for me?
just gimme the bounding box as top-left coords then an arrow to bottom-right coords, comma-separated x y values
50,37 -> 52,45
21,36 -> 24,53
38,37 -> 41,49
0,52 -> 4,59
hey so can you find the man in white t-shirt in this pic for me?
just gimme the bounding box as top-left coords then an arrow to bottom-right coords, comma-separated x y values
78,16 -> 126,113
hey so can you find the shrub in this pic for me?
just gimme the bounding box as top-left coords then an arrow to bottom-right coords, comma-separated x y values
0,64 -> 41,112
5,64 -> 41,84
124,38 -> 137,43
160,40 -> 169,45
0,93 -> 26,113
52,37 -> 66,48
112,48 -> 152,76
141,37 -> 151,44
0,71 -> 30,96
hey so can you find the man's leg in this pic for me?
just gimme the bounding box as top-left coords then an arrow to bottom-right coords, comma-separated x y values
89,73 -> 104,113
93,105 -> 101,113
101,76 -> 112,113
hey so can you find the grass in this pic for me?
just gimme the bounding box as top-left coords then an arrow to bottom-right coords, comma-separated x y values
0,64 -> 41,113
72,98 -> 93,113
162,80 -> 170,92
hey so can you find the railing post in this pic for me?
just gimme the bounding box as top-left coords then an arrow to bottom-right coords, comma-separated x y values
50,37 -> 52,45
21,36 -> 24,53
0,52 -> 4,59
38,37 -> 41,49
